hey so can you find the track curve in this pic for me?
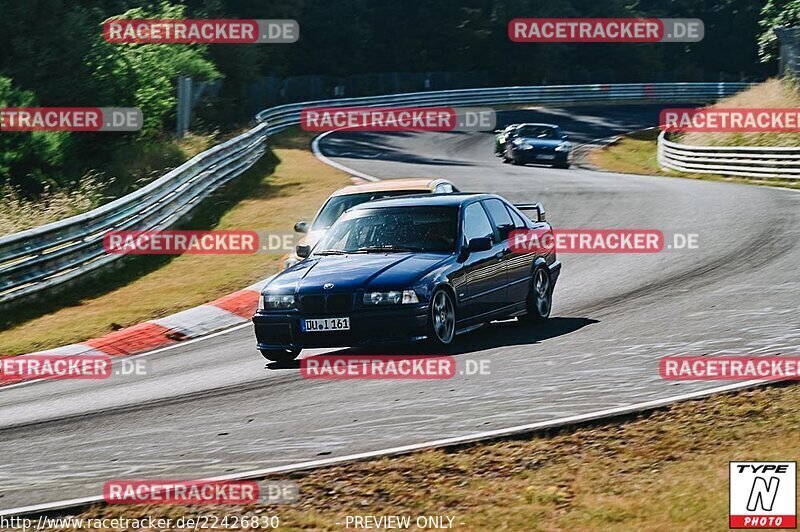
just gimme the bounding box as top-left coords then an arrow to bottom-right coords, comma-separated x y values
1,105 -> 799,512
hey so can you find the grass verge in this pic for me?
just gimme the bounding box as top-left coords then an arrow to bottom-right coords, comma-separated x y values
0,128 -> 350,355
0,133 -> 216,236
588,78 -> 800,190
67,382 -> 800,530
588,128 -> 800,191
681,78 -> 800,148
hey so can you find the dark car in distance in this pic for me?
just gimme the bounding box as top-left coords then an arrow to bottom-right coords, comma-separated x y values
500,123 -> 571,168
252,193 -> 561,363
493,124 -> 517,156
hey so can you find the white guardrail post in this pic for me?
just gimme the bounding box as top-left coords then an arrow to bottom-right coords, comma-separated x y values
0,82 -> 752,304
658,130 -> 800,179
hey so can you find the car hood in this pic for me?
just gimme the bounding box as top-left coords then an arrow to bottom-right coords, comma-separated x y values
265,252 -> 449,293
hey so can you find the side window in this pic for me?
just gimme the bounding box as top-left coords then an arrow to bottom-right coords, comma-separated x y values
483,199 -> 514,241
463,203 -> 494,243
507,205 -> 528,229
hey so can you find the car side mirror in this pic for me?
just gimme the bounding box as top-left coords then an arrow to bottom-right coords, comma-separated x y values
467,237 -> 493,252
294,221 -> 308,234
497,223 -> 514,241
296,244 -> 311,258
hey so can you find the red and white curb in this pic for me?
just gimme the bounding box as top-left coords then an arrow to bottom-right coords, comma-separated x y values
2,131 -> 369,368
6,277 -> 271,366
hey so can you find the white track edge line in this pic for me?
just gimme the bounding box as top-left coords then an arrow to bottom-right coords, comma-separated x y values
4,120 -> 795,516
311,130 -> 381,182
0,323 -> 252,391
0,377 -> 775,517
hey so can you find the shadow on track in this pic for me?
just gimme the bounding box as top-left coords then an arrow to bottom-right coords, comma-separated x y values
265,316 -> 598,370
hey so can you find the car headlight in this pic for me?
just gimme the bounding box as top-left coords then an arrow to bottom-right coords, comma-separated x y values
555,142 -> 571,152
363,289 -> 419,305
260,294 -> 295,310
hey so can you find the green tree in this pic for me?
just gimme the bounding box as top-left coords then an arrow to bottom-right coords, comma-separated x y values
86,2 -> 221,136
759,0 -> 800,63
0,76 -> 70,192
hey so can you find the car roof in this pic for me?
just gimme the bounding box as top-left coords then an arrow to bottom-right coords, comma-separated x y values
331,178 -> 453,196
516,122 -> 559,129
349,192 -> 498,210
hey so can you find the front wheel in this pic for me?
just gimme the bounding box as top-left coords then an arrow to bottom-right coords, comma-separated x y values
428,288 -> 456,346
509,150 -> 523,165
260,349 -> 301,363
522,267 -> 552,322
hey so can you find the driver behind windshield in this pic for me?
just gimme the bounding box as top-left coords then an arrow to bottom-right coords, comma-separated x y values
315,207 -> 457,254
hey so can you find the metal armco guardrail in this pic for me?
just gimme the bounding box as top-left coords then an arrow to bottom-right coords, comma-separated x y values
0,82 -> 751,304
657,130 -> 800,178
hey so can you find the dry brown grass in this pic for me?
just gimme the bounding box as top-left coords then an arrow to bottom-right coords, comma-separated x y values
681,78 -> 800,147
0,133 -> 216,237
65,383 -> 800,531
0,128 -> 350,355
0,175 -> 106,235
589,126 -> 800,190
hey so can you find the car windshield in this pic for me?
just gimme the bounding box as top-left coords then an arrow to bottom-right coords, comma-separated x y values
314,207 -> 458,254
311,190 -> 429,230
517,126 -> 558,139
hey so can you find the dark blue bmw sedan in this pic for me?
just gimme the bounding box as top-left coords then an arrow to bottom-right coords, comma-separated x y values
252,193 -> 560,362
501,123 -> 571,168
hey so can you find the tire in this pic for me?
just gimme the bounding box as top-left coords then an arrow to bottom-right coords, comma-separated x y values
428,288 -> 456,346
522,267 -> 552,322
260,349 -> 301,363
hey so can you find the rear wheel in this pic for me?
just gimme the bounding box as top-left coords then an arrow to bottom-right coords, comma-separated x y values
522,267 -> 552,322
428,288 -> 456,346
260,349 -> 301,363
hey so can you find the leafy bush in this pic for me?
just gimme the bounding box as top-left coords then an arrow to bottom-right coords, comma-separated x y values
0,76 -> 71,193
87,3 -> 221,136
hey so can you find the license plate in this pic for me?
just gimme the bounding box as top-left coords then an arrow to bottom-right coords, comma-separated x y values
537,154 -> 555,160
302,317 -> 350,332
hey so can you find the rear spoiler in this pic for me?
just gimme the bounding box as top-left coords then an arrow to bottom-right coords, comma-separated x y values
513,202 -> 546,223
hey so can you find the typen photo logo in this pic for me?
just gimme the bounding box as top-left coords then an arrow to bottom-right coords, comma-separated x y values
730,462 -> 797,529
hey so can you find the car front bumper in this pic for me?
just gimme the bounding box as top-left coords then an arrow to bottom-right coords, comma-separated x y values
252,304 -> 430,350
513,149 -> 568,164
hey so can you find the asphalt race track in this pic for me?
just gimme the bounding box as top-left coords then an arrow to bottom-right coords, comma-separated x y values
2,105 -> 800,512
